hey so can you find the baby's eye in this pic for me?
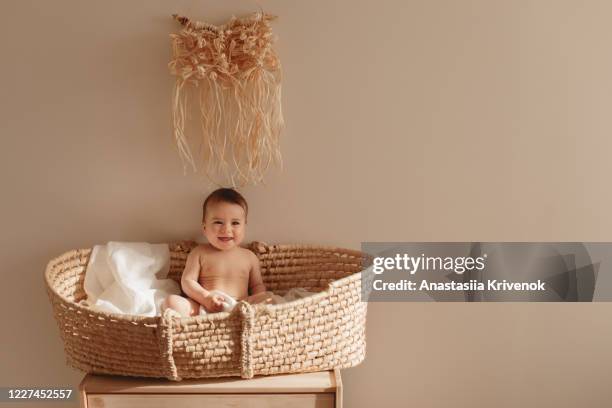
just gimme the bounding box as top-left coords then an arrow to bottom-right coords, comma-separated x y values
214,221 -> 223,225
232,221 -> 241,226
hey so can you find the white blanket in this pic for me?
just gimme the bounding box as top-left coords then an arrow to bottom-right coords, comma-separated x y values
83,242 -> 180,317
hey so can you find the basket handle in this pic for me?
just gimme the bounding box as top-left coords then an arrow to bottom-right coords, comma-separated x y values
236,301 -> 255,378
158,308 -> 181,380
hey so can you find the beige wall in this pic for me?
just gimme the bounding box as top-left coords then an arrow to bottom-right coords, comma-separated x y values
2,1 -> 612,407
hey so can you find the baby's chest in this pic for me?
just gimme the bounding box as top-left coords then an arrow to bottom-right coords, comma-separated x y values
200,256 -> 250,278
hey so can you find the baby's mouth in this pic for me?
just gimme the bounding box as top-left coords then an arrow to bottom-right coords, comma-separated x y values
218,237 -> 234,242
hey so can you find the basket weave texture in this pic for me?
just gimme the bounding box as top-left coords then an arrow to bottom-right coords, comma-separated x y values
45,242 -> 368,380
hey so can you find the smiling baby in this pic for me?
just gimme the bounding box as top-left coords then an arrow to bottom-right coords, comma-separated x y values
163,188 -> 280,316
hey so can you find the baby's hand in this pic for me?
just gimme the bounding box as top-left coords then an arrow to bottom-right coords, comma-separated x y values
202,294 -> 226,313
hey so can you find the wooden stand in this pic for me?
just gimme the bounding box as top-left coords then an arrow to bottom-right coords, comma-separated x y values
79,370 -> 342,408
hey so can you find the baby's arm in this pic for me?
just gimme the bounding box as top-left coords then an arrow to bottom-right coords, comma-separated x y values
248,252 -> 266,295
181,249 -> 224,312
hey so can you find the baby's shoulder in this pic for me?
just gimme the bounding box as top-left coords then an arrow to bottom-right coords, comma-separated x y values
189,243 -> 214,257
237,247 -> 259,263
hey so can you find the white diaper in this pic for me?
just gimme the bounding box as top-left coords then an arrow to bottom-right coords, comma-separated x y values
199,290 -> 237,315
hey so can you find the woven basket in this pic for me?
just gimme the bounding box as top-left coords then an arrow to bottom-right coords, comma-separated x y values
45,242 -> 368,380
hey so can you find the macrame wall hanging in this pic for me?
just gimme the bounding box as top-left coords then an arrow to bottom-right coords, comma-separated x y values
169,12 -> 283,186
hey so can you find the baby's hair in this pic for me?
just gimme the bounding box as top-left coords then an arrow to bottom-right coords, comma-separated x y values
202,188 -> 248,223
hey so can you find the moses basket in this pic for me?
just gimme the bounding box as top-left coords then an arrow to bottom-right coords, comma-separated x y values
45,242 -> 368,380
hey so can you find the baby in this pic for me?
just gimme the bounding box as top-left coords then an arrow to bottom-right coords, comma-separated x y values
163,188 -> 278,316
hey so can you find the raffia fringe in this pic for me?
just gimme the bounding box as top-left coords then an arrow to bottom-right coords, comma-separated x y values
169,13 -> 283,186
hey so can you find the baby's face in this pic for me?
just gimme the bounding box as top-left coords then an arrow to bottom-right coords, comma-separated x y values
203,201 -> 246,251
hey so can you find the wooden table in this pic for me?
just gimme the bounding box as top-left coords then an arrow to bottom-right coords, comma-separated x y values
79,370 -> 342,408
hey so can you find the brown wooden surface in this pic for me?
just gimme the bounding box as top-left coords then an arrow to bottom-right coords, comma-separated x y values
81,371 -> 337,394
88,393 -> 334,408
80,370 -> 340,408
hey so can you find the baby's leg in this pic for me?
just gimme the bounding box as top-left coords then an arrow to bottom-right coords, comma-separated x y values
162,295 -> 200,317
